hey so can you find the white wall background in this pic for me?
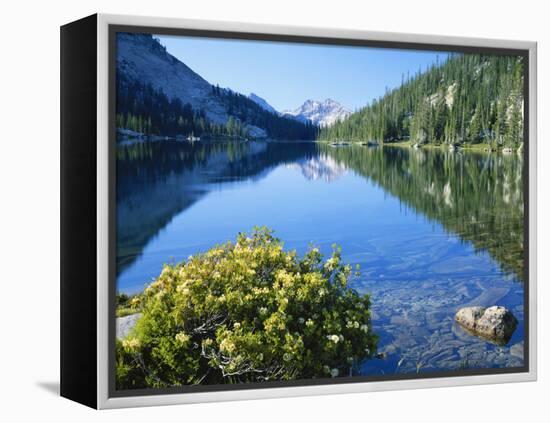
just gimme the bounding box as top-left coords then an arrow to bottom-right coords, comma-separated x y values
0,0 -> 546,421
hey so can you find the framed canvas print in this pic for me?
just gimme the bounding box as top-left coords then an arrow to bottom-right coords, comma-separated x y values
60,13 -> 537,409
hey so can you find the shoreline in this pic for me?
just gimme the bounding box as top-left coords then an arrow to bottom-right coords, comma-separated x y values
116,127 -> 523,154
317,139 -> 523,153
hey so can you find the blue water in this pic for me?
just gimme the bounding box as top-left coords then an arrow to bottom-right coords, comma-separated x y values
116,141 -> 525,374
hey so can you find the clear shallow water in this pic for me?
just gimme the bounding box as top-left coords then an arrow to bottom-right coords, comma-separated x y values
116,140 -> 525,374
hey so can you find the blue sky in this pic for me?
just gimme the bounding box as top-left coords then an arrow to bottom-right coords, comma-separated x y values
157,34 -> 449,112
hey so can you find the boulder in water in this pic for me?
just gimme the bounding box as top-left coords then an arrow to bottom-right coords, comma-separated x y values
455,306 -> 517,344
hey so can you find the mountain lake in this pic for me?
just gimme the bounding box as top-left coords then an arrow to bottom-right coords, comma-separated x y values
116,140 -> 525,375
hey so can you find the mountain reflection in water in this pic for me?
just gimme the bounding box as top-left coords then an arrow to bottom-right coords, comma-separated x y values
117,141 -> 524,286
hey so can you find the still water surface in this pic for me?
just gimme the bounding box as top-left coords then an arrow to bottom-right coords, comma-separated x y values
116,140 -> 525,374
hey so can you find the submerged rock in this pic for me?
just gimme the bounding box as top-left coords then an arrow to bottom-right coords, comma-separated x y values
510,342 -> 524,359
455,306 -> 517,344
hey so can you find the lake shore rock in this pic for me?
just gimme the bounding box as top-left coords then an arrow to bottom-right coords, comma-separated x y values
455,306 -> 517,344
116,313 -> 142,339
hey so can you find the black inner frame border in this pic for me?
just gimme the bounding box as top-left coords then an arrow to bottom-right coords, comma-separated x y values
108,23 -> 530,399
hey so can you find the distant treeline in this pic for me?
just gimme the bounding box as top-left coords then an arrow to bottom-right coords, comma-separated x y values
116,75 -> 317,140
319,54 -> 524,148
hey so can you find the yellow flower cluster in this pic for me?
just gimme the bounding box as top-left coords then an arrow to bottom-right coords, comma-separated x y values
122,337 -> 140,350
219,338 -> 236,354
175,332 -> 190,345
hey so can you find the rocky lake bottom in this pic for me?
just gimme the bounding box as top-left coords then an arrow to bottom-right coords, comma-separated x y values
352,233 -> 525,375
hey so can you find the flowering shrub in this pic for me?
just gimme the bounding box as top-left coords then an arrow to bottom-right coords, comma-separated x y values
116,227 -> 377,389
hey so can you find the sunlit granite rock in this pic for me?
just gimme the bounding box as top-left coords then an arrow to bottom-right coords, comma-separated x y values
455,306 -> 518,344
116,313 -> 141,340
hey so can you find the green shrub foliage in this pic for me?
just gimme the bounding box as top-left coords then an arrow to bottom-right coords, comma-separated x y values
116,228 -> 377,389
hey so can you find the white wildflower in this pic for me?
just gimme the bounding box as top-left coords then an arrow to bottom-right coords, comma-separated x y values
327,334 -> 340,344
324,257 -> 338,271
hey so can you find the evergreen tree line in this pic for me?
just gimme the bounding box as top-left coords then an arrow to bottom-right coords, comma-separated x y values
211,84 -> 317,140
319,54 -> 524,148
116,75 -> 317,141
116,75 -> 248,139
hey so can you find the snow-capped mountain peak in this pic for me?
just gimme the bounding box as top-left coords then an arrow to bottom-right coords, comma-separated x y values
283,99 -> 351,127
248,93 -> 279,114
